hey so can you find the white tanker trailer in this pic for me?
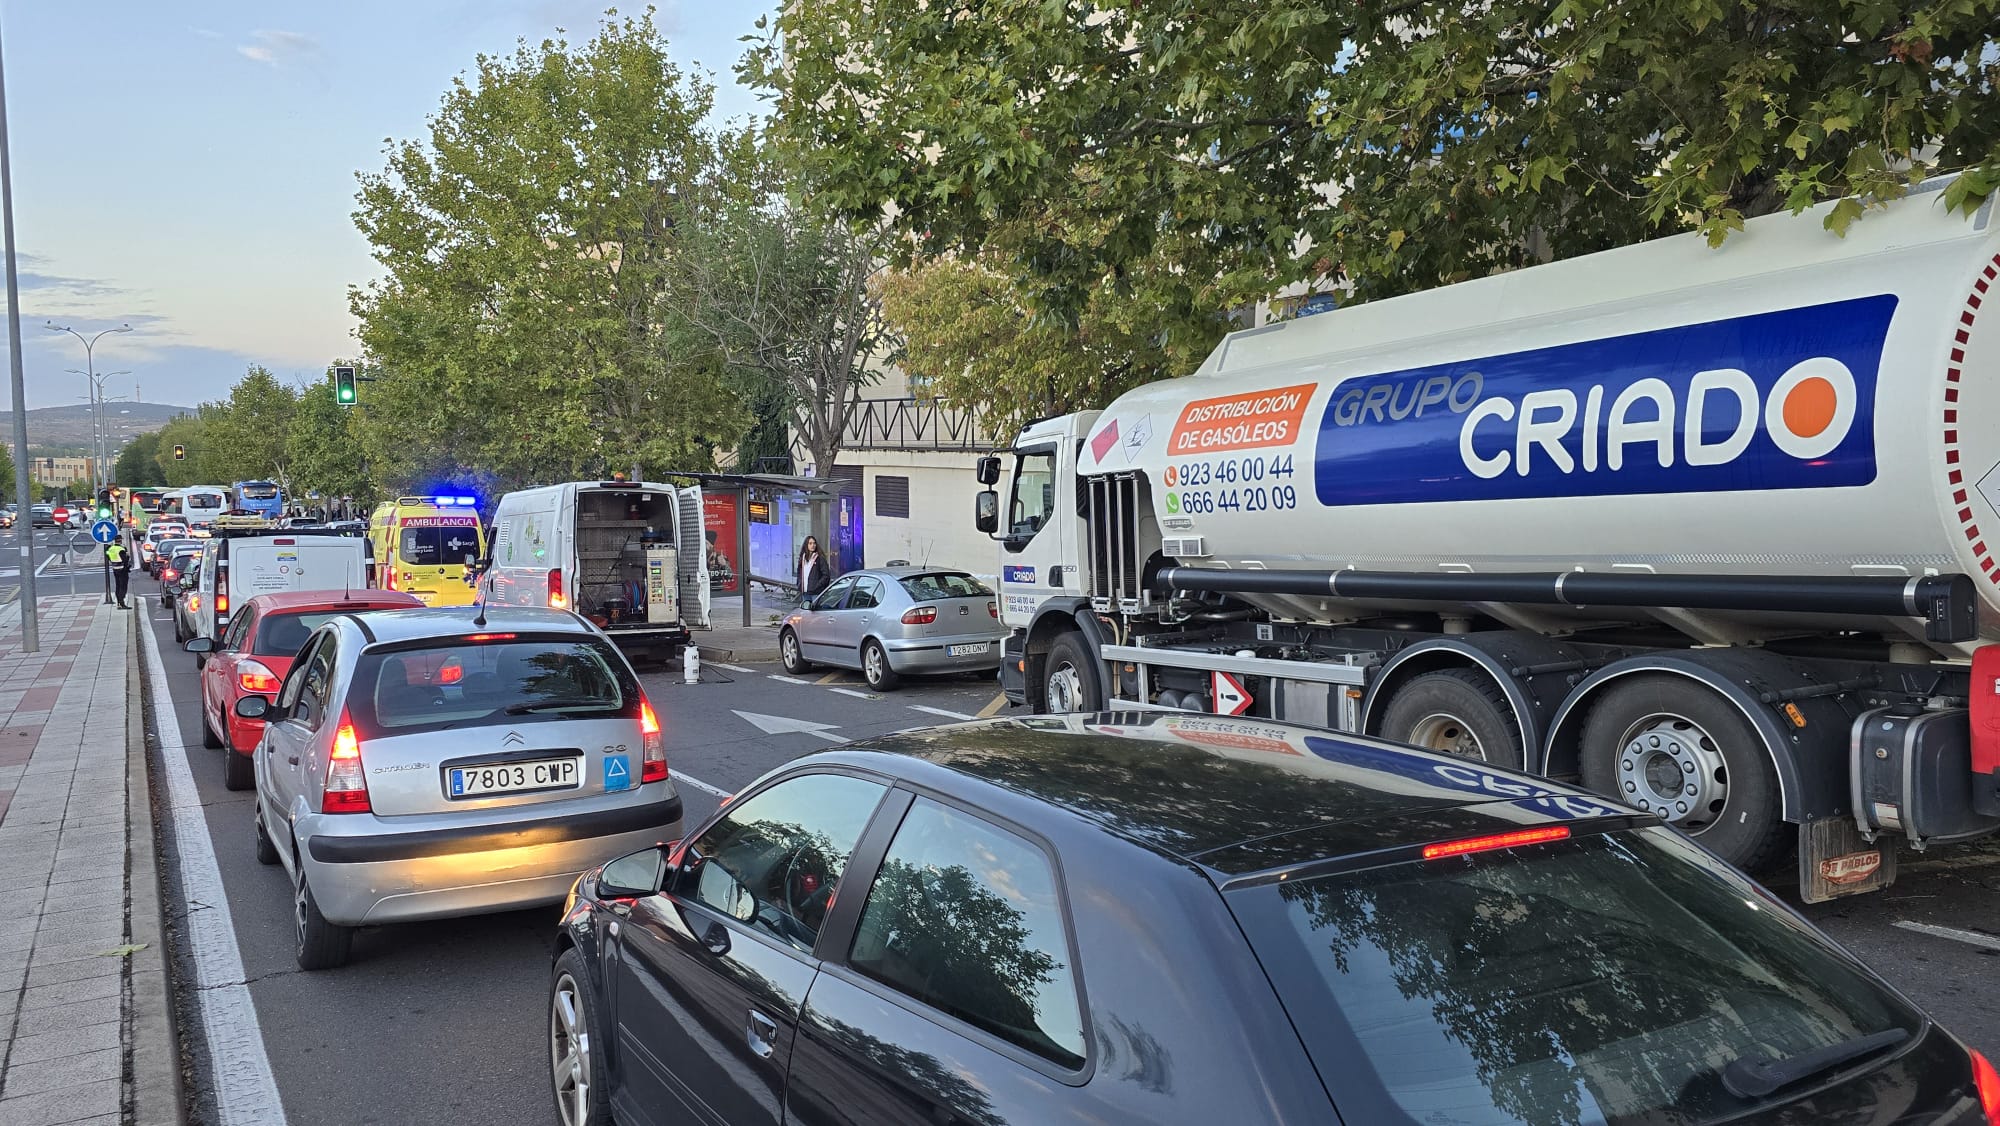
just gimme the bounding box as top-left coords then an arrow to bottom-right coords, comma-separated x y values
972,180 -> 2000,899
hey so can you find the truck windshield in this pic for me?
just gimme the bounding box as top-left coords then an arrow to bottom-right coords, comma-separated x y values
1226,825 -> 1923,1125
1008,450 -> 1056,539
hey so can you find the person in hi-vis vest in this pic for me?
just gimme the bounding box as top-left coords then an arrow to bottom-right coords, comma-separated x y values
105,539 -> 132,609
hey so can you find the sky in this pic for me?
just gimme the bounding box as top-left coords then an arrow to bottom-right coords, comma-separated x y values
0,0 -> 773,410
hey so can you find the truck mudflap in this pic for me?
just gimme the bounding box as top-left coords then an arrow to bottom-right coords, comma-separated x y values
1000,633 -> 1027,705
1851,705 -> 2000,849
1798,816 -> 1897,903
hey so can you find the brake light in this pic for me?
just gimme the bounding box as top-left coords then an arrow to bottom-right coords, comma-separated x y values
383,569 -> 396,591
902,606 -> 938,625
1422,825 -> 1570,860
639,698 -> 667,783
988,601 -> 998,618
1975,1050 -> 2000,1124
237,660 -> 281,694
548,568 -> 566,610
464,632 -> 517,642
322,713 -> 371,813
163,568 -> 177,582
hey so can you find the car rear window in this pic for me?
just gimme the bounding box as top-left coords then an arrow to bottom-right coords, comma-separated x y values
1227,825 -> 1923,1125
254,612 -> 362,658
898,572 -> 991,600
350,637 -> 634,733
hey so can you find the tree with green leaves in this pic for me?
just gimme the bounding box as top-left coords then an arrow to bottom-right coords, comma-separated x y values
199,366 -> 300,491
152,413 -> 211,487
289,368 -> 375,508
113,431 -> 164,487
755,0 -> 2000,369
352,11 -> 749,486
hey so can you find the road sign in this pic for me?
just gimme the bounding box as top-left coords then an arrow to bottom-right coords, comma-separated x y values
1212,671 -> 1253,716
50,506 -> 68,525
89,519 -> 118,544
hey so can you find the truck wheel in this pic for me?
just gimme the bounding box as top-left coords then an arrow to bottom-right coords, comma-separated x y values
1578,676 -> 1789,873
1041,633 -> 1102,713
1378,669 -> 1523,769
779,629 -> 811,674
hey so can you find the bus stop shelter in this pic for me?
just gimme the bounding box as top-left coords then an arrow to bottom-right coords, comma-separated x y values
670,472 -> 845,628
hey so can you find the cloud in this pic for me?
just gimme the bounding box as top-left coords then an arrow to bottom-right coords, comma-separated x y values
235,29 -> 318,68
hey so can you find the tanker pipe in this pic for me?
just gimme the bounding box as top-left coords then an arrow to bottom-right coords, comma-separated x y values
1152,567 -> 1979,644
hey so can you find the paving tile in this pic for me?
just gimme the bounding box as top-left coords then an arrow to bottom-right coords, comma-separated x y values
0,1076 -> 120,1124
15,972 -> 120,1012
22,954 -> 120,990
0,1047 -> 120,1099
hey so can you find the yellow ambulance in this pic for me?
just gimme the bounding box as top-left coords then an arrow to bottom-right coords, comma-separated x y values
367,495 -> 486,606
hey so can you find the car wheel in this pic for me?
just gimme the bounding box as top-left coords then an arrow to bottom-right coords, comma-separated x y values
550,949 -> 613,1126
1041,632 -> 1102,713
779,628 -> 811,674
862,639 -> 900,691
202,707 -> 223,750
1377,669 -> 1524,769
293,860 -> 353,970
252,806 -> 279,865
223,747 -> 254,791
1578,675 -> 1790,874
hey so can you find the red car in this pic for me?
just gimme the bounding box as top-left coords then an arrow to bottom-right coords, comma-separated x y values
190,590 -> 424,789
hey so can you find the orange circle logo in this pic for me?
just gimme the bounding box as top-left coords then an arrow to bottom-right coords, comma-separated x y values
1781,376 -> 1839,439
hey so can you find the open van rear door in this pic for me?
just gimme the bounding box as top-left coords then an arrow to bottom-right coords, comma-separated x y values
676,486 -> 711,629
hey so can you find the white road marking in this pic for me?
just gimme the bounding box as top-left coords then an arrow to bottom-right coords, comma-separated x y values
707,662 -> 755,673
829,688 -> 876,700
767,674 -> 811,685
674,772 -> 732,799
139,617 -> 290,1126
732,709 -> 845,743
1893,919 -> 2000,953
907,705 -> 976,721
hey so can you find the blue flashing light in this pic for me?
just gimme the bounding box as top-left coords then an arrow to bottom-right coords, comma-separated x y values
430,495 -> 478,507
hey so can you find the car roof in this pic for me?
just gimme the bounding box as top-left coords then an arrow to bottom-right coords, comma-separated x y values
813,713 -> 1637,884
339,605 -> 596,644
854,566 -> 980,579
239,590 -> 424,614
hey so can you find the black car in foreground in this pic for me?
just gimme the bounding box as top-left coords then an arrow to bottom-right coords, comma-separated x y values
549,712 -> 2000,1126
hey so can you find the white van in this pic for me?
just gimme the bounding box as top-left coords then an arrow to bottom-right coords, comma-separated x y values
190,534 -> 370,656
483,480 -> 709,660
177,486 -> 230,533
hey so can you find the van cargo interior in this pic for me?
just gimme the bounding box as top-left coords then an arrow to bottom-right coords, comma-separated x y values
575,490 -> 676,626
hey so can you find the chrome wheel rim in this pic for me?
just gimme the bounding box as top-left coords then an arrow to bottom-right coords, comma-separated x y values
1047,663 -> 1083,712
292,868 -> 309,948
864,645 -> 884,683
781,632 -> 799,667
551,972 -> 591,1126
1407,712 -> 1486,761
1614,713 -> 1727,831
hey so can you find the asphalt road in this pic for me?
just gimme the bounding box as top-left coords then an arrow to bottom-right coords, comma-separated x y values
135,565 -> 2000,1125
139,578 -> 1008,1126
0,523 -> 123,608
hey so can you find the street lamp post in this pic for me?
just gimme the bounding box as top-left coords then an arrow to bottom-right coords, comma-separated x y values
44,323 -> 129,492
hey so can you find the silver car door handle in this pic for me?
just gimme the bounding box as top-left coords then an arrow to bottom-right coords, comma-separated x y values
746,1010 -> 778,1059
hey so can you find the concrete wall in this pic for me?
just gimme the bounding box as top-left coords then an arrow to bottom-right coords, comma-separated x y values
834,448 -> 996,584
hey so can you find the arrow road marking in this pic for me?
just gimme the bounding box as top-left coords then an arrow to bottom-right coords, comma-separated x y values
907,705 -> 976,721
733,709 -> 845,743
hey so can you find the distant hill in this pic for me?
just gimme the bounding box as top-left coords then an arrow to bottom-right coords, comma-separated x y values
9,402 -> 193,449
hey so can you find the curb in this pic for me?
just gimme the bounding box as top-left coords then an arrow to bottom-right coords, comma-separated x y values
126,612 -> 185,1126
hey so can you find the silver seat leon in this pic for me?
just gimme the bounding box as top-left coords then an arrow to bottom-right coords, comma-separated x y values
237,606 -> 683,969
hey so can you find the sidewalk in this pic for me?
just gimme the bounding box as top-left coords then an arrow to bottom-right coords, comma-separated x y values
697,583 -> 801,662
0,596 -> 177,1126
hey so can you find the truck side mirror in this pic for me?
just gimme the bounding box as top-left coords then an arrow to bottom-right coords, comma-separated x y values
975,490 -> 1000,535
975,456 -> 1001,487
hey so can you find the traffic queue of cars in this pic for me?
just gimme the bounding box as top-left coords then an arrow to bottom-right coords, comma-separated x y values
144,519 -> 2000,1124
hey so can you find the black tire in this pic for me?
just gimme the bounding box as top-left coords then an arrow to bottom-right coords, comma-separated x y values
1041,633 -> 1102,713
1377,669 -> 1524,769
779,628 -> 811,674
293,861 -> 353,970
1578,675 -> 1790,873
549,949 -> 614,1126
202,708 -> 223,750
223,747 -> 254,791
861,639 -> 900,691
253,807 -> 279,865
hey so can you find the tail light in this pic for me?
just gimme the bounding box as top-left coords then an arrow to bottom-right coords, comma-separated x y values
1974,1049 -> 2000,1124
1422,825 -> 1570,860
383,568 -> 396,591
237,660 -> 281,694
321,713 -> 371,813
547,568 -> 566,610
902,605 -> 937,625
987,601 -> 998,618
216,592 -> 229,614
163,568 -> 178,582
639,697 -> 667,783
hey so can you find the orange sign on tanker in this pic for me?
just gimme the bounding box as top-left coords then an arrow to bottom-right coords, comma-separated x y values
1168,383 -> 1316,455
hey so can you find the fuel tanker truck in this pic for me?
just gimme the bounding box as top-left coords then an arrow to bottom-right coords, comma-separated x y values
973,179 -> 2000,900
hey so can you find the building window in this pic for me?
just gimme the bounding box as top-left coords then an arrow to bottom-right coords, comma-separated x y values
875,475 -> 910,519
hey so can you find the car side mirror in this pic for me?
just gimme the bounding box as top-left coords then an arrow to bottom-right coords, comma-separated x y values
975,455 -> 1001,487
234,695 -> 271,720
183,637 -> 215,654
975,490 -> 999,535
597,845 -> 667,899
